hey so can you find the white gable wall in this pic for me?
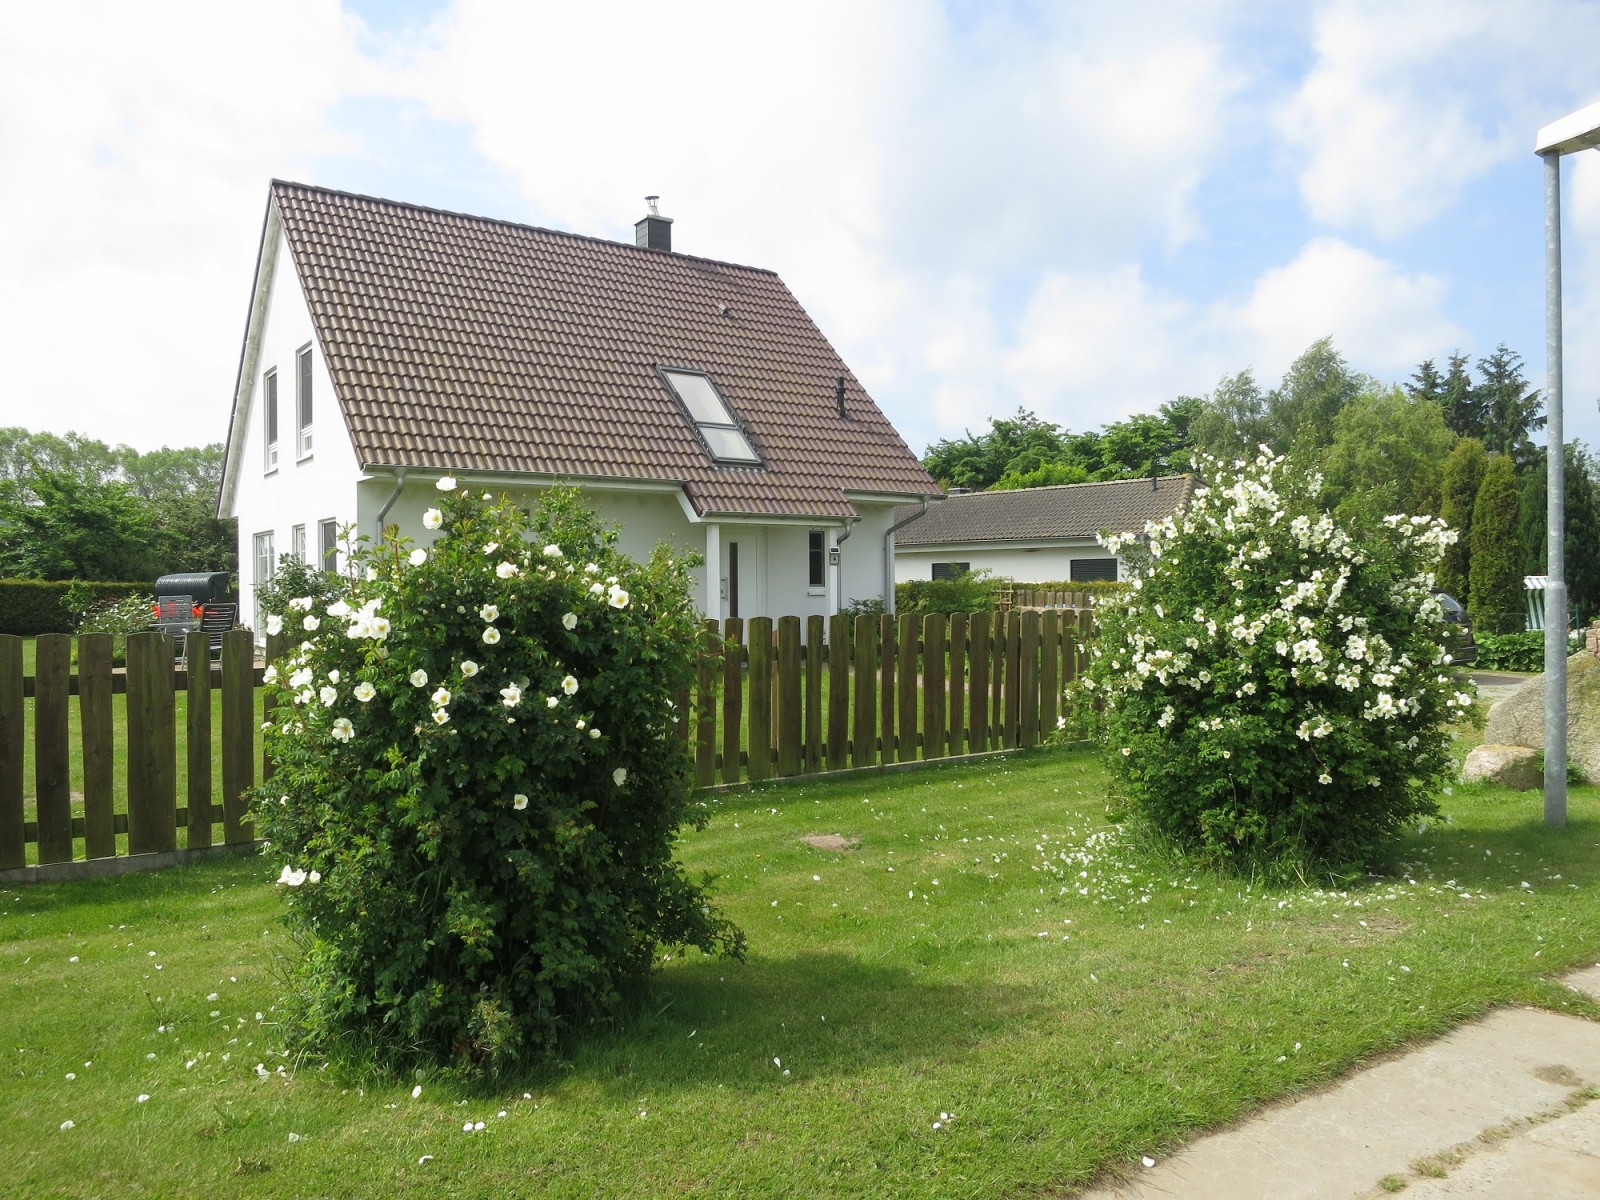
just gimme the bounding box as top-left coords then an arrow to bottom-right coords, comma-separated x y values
229,225 -> 362,632
895,540 -> 1119,585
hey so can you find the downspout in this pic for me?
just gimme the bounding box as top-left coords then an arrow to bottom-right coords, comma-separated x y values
832,516 -> 860,616
883,498 -> 931,617
374,468 -> 407,540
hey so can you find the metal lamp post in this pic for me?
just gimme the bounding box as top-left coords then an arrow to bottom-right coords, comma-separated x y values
1533,101 -> 1600,827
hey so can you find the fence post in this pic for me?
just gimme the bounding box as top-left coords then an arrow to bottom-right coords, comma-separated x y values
896,612 -> 918,763
79,633 -> 116,860
1039,611 -> 1059,739
879,614 -> 896,762
923,613 -> 947,760
1019,610 -> 1041,748
220,629 -> 254,845
187,643 -> 213,850
126,631 -> 178,855
696,620 -> 718,787
0,635 -> 21,869
968,611 -> 990,753
852,614 -> 877,769
805,615 -> 824,774
777,616 -> 802,777
748,617 -> 773,781
34,634 -> 73,864
828,613 -> 850,771
991,611 -> 1009,748
721,618 -> 744,785
947,612 -> 967,757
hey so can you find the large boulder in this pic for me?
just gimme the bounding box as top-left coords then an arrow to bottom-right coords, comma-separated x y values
1483,650 -> 1600,780
1461,744 -> 1543,791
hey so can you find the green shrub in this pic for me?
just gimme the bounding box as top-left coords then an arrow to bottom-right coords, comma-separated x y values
1468,455 -> 1523,634
0,579 -> 147,636
1474,629 -> 1581,672
75,592 -> 156,662
253,483 -> 743,1071
256,550 -> 344,625
895,568 -> 1001,615
1084,450 -> 1471,880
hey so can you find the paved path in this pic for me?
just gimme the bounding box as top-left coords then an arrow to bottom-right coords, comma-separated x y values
1075,967 -> 1600,1199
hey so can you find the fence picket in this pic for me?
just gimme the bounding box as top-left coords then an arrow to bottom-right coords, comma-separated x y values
777,617 -> 802,777
828,614 -> 850,770
0,636 -> 20,869
220,629 -> 253,846
968,611 -> 989,753
721,618 -> 744,785
947,613 -> 967,757
126,631 -> 178,855
1039,611 -> 1059,739
78,634 -> 116,860
748,618 -> 773,781
923,614 -> 946,760
696,620 -> 718,787
187,641 -> 213,850
34,635 -> 73,864
1019,610 -> 1041,748
897,613 -> 917,763
805,615 -> 824,773
878,614 -> 895,762
991,612 -> 1008,749
852,615 -> 876,769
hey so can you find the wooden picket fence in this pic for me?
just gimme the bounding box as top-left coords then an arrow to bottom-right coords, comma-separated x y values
0,629 -> 267,876
685,608 -> 1096,786
0,606 -> 1099,876
998,587 -> 1106,612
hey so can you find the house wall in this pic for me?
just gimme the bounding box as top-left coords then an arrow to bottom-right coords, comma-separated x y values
230,226 -> 362,632
894,541 -> 1119,584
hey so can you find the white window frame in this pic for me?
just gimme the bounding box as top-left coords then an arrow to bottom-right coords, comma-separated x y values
252,530 -> 275,635
291,524 -> 307,563
295,344 -> 314,460
657,367 -> 761,466
263,368 -> 279,473
319,518 -> 339,574
807,529 -> 826,594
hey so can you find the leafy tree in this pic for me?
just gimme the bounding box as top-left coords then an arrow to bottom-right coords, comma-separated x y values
1512,442 -> 1600,621
0,470 -> 158,581
923,408 -> 1066,491
1475,344 -> 1544,466
1468,454 -> 1524,634
1190,368 -> 1269,461
1437,438 -> 1487,601
1318,387 -> 1454,526
119,443 -> 224,501
1269,337 -> 1373,454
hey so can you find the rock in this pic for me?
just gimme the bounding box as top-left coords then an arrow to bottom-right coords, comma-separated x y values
1461,744 -> 1543,791
1483,650 -> 1600,781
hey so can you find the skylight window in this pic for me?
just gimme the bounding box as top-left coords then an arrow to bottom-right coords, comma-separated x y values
660,368 -> 760,465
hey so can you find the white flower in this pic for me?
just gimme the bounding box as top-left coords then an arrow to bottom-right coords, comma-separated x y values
483,542 -> 499,555
543,543 -> 563,558
354,682 -> 376,703
483,626 -> 501,645
408,548 -> 428,567
431,687 -> 451,708
496,561 -> 519,579
326,601 -> 350,618
410,669 -> 428,688
327,669 -> 341,683
500,683 -> 523,707
288,596 -> 313,612
562,612 -> 578,630
265,614 -> 284,636
301,614 -> 319,632
319,685 -> 338,706
460,660 -> 479,678
613,767 -> 628,787
1318,773 -> 1332,785
607,585 -> 630,610
277,865 -> 308,887
561,674 -> 579,696
431,708 -> 450,725
436,475 -> 457,491
331,717 -> 354,742
479,603 -> 499,623
289,666 -> 314,688
263,664 -> 279,684
546,695 -> 560,709
512,793 -> 529,811
423,508 -> 443,530
589,582 -> 605,596
307,870 -> 321,884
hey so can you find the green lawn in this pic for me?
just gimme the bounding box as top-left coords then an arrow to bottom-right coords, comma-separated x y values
3,746 -> 1598,1198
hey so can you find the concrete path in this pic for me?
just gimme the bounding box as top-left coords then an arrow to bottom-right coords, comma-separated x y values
1075,967 -> 1600,1199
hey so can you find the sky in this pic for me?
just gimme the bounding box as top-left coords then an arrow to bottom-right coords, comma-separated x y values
3,0 -> 1600,462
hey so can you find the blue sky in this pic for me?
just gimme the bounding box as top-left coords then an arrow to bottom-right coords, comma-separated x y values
3,0 -> 1599,459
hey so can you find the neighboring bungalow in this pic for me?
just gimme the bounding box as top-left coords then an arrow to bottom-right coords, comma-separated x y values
218,183 -> 942,634
892,475 -> 1194,584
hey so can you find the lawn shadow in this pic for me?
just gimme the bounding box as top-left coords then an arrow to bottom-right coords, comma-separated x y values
1396,809 -> 1600,891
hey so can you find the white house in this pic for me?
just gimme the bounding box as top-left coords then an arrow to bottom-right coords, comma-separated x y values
218,183 -> 942,634
892,475 -> 1194,584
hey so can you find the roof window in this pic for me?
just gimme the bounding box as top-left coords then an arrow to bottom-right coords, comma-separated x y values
659,368 -> 760,465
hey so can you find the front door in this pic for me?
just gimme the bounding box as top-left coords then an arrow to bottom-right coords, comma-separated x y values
728,541 -> 740,620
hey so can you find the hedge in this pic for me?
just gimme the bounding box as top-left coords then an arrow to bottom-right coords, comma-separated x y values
0,580 -> 149,636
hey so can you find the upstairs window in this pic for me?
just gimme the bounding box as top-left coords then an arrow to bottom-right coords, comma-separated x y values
263,369 -> 279,471
659,368 -> 760,465
296,344 -> 314,459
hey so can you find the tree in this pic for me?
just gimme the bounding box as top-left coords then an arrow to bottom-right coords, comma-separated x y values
1475,344 -> 1544,466
1318,387 -> 1455,526
1512,443 -> 1600,621
1437,438 -> 1487,601
1190,368 -> 1269,461
923,408 -> 1066,492
0,470 -> 159,581
1468,454 -> 1524,634
1267,337 -> 1372,454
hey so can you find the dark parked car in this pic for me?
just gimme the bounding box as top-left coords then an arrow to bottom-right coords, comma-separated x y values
1435,592 -> 1478,666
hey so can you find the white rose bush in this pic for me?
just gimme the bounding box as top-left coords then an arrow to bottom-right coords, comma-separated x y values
1084,450 -> 1473,879
253,485 -> 742,1069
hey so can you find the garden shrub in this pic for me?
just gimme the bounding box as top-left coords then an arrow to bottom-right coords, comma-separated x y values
1084,450 -> 1473,880
253,483 -> 743,1070
255,551 -> 344,626
1474,629 -> 1579,673
0,579 -> 146,636
895,568 -> 1001,615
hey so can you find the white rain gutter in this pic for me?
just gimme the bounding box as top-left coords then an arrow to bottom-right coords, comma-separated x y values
883,498 -> 932,616
374,468 -> 407,539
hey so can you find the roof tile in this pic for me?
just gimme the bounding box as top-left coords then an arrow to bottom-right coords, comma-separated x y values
894,475 -> 1195,545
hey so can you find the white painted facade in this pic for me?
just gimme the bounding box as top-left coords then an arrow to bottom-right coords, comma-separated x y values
894,540 -> 1120,585
221,223 -> 909,633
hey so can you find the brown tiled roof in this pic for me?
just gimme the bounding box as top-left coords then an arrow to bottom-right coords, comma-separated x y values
270,181 -> 940,518
893,475 -> 1194,545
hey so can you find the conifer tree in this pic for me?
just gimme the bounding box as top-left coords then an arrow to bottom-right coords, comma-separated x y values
1437,438 -> 1486,602
1468,454 -> 1524,634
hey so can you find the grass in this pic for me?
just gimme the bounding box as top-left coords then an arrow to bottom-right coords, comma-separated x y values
3,746 -> 1599,1198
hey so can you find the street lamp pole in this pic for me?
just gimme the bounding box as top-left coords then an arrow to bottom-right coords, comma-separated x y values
1534,100 -> 1600,827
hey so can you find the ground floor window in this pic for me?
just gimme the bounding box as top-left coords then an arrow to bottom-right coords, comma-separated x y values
319,519 -> 338,573
252,530 -> 275,633
1069,557 -> 1118,582
809,530 -> 826,591
932,562 -> 970,580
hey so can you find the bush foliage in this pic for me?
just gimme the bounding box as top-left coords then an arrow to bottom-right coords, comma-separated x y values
1084,451 -> 1472,879
253,483 -> 742,1070
0,579 -> 147,636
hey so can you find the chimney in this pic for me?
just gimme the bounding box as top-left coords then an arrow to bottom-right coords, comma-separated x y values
635,195 -> 673,252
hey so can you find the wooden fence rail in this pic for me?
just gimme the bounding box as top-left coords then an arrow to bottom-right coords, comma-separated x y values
0,607 -> 1099,874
